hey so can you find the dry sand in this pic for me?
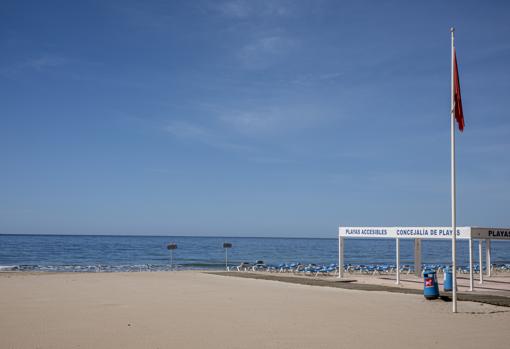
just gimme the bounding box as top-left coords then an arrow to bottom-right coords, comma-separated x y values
1,272 -> 509,349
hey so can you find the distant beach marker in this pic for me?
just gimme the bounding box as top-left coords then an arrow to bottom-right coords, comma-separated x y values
223,242 -> 232,270
167,243 -> 177,270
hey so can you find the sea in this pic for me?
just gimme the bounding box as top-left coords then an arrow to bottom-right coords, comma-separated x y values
1,234 -> 509,272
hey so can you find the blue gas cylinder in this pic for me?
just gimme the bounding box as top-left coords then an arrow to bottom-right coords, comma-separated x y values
423,270 -> 439,299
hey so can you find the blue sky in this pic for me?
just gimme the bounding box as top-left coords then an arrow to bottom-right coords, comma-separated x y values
1,0 -> 509,237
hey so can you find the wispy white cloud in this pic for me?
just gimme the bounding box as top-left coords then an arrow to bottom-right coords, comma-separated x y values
163,118 -> 312,165
220,110 -> 279,134
248,156 -> 295,164
290,72 -> 345,86
0,53 -> 69,77
26,54 -> 69,71
217,101 -> 327,137
217,0 -> 293,18
238,35 -> 298,69
164,120 -> 255,152
165,121 -> 208,139
218,0 -> 251,18
108,1 -> 174,30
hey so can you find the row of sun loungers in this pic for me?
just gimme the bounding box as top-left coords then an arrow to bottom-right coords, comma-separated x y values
229,261 -> 510,277
230,262 -> 339,276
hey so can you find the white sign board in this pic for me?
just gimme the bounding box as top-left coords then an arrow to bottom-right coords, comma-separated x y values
471,228 -> 510,240
339,227 -> 472,240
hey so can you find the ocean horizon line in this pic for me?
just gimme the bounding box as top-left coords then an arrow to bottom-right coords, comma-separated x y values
0,233 -> 337,240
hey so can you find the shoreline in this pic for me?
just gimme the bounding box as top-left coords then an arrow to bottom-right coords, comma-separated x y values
3,269 -> 510,307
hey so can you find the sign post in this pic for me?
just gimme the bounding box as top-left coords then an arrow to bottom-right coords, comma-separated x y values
167,243 -> 177,270
223,242 -> 232,270
396,238 -> 400,285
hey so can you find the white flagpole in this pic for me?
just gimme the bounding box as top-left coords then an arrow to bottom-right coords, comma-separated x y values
450,27 -> 458,313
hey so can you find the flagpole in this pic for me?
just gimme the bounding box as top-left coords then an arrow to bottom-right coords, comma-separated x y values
450,27 -> 457,313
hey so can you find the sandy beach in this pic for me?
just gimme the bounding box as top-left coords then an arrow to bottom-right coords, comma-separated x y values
0,272 -> 509,349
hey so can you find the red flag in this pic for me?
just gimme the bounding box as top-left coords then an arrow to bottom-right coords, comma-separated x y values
453,49 -> 465,131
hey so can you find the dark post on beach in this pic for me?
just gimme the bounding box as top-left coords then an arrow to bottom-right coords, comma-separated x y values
167,243 -> 177,270
223,243 -> 232,270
